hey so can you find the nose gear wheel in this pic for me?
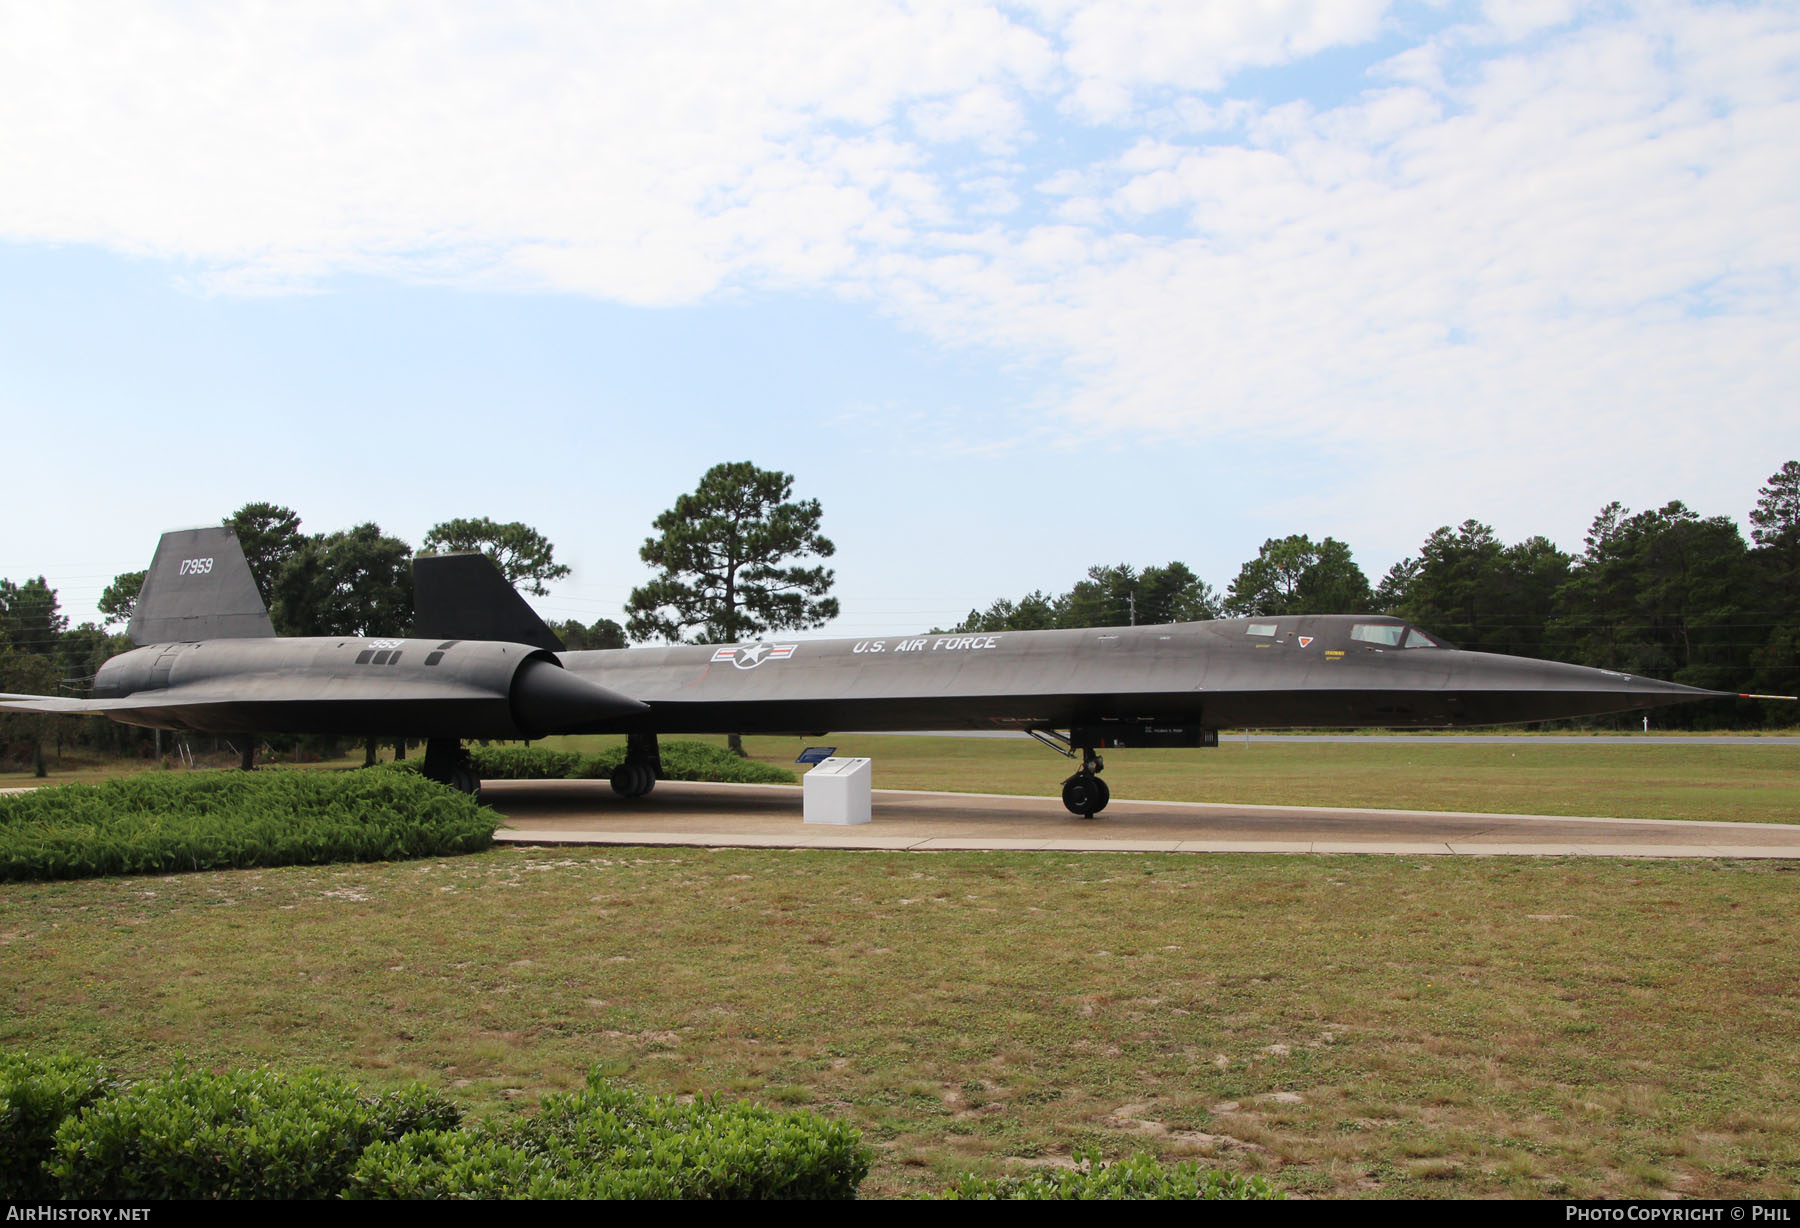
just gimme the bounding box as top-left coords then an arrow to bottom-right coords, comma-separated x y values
1060,748 -> 1108,817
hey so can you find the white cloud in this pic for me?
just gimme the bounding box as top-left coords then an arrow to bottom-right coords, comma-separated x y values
887,4 -> 1799,545
1,0 -> 1797,558
1054,0 -> 1393,116
910,84 -> 1029,151
0,1 -> 1052,296
1478,0 -> 1583,43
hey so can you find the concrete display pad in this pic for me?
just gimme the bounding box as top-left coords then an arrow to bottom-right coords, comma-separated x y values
486,778 -> 1800,859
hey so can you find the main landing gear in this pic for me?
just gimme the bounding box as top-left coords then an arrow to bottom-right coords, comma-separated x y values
423,738 -> 481,796
609,731 -> 662,800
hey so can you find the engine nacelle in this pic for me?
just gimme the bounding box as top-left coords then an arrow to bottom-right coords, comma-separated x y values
90,636 -> 645,739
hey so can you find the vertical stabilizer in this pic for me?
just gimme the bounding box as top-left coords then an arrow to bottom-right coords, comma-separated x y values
128,528 -> 276,645
413,553 -> 565,651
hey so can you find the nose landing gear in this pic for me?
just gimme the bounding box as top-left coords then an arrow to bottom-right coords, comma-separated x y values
1028,728 -> 1111,818
1060,752 -> 1110,818
1029,723 -> 1215,818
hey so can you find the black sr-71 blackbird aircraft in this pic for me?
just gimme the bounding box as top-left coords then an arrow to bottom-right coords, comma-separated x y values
3,528 -> 1772,817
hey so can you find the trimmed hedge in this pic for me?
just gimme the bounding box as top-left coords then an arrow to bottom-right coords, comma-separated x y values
344,1130 -> 574,1199
0,770 -> 499,882
470,741 -> 796,786
349,1072 -> 870,1199
46,1067 -> 461,1200
461,747 -> 585,779
0,1052 -> 117,1198
347,1073 -> 867,1195
513,1072 -> 869,1199
4,1056 -> 870,1201
934,1150 -> 1283,1200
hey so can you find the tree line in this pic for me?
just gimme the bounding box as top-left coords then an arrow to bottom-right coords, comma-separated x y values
948,462 -> 1800,728
4,462 -> 1797,769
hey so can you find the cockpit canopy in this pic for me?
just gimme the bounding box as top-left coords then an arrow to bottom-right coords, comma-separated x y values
1349,622 -> 1446,649
1242,617 -> 1451,649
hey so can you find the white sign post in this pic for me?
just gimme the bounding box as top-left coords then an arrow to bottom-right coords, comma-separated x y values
802,757 -> 872,825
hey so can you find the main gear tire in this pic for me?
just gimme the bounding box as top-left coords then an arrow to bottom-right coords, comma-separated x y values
450,764 -> 480,796
610,762 -> 657,798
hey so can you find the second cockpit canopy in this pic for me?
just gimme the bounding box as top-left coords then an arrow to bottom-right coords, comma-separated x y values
1242,617 -> 1451,649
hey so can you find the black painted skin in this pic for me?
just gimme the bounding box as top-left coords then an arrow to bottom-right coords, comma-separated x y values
555,615 -> 1721,736
0,530 -> 1722,744
5,615 -> 1719,741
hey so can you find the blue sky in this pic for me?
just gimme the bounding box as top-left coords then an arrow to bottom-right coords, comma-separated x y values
3,2 -> 1797,638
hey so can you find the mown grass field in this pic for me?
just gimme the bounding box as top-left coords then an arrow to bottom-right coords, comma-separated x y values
3,736 -> 1797,1198
12,731 -> 1798,825
4,846 -> 1798,1199
538,732 -> 1800,825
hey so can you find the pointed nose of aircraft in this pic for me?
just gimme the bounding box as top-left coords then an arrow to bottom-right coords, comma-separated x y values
1436,650 -> 1730,725
510,658 -> 648,737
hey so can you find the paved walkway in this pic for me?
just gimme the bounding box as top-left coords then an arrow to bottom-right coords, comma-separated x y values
487,779 -> 1800,859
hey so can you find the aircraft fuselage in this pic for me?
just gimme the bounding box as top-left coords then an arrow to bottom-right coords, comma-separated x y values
78,614 -> 1716,740
557,614 -> 1716,735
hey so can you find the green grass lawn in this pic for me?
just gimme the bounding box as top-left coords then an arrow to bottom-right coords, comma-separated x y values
536,733 -> 1800,825
13,732 -> 1797,826
5,732 -> 1796,1198
4,846 -> 1797,1199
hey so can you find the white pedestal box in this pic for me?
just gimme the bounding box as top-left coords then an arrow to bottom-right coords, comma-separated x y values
802,757 -> 872,825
